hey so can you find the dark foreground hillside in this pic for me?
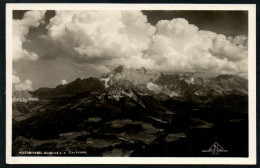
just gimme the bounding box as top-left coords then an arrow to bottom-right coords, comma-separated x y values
12,93 -> 248,157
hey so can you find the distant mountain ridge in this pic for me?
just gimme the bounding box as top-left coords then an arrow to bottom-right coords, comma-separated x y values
32,77 -> 105,99
13,65 -> 248,101
99,65 -> 248,98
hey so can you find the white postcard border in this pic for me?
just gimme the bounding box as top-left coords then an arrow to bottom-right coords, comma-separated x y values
6,3 -> 256,165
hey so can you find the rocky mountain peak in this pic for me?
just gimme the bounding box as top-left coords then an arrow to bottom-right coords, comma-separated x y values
113,65 -> 125,74
108,78 -> 136,91
98,66 -> 248,97
180,72 -> 195,77
138,67 -> 147,74
99,78 -> 145,107
100,65 -> 161,87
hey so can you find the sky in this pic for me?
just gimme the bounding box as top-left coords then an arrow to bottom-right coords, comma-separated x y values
12,10 -> 248,90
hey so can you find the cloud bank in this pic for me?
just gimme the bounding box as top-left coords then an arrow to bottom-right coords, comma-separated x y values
44,11 -> 247,77
146,19 -> 248,75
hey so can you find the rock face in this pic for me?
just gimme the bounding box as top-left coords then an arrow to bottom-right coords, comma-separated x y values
100,65 -> 248,98
101,65 -> 161,86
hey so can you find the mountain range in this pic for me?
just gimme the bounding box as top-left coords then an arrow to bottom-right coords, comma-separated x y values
13,65 -> 248,102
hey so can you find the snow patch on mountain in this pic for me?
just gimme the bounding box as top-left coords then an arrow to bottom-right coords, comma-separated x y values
170,91 -> 179,97
100,75 -> 114,88
147,82 -> 161,93
184,77 -> 195,84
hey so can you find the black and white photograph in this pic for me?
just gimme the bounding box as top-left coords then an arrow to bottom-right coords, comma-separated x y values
6,4 -> 256,165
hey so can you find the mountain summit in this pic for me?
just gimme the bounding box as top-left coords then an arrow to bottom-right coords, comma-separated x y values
100,65 -> 161,87
100,66 -> 248,98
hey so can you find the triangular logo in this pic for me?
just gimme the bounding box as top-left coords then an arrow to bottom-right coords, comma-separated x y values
202,141 -> 228,155
209,142 -> 223,150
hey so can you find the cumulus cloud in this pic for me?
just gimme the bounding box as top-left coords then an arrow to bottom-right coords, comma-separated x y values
210,35 -> 247,61
13,10 -> 46,61
60,79 -> 67,85
12,74 -> 20,84
44,11 -> 248,77
144,18 -> 248,75
14,79 -> 33,91
47,11 -> 155,60
228,35 -> 248,47
13,70 -> 35,92
13,74 -> 33,91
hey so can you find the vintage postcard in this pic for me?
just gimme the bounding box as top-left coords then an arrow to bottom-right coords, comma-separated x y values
6,3 -> 256,164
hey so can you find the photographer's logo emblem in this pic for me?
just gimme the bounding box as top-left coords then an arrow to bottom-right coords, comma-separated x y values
202,142 -> 228,155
